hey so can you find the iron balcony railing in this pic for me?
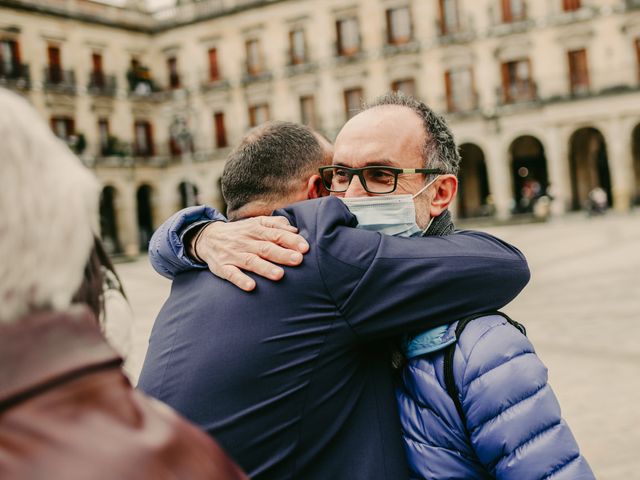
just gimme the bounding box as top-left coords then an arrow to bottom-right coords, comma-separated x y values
0,63 -> 30,90
88,72 -> 117,96
43,67 -> 76,94
497,81 -> 539,105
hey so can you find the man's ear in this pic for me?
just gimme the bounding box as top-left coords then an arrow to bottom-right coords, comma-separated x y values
429,175 -> 458,218
307,174 -> 328,199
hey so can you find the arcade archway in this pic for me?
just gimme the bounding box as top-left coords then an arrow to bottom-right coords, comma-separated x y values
458,143 -> 492,217
632,124 -> 640,205
568,127 -> 612,210
136,184 -> 155,250
178,181 -> 199,208
509,135 -> 549,213
99,185 -> 121,254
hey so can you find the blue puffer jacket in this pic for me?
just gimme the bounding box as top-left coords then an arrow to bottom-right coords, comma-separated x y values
397,314 -> 595,480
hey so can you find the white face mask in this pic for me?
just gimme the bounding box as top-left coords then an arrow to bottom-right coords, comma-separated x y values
340,176 -> 439,237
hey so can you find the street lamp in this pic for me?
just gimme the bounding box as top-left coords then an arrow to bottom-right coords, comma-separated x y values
170,116 -> 196,207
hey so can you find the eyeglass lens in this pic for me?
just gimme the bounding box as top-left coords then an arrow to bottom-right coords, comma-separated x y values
322,167 -> 398,194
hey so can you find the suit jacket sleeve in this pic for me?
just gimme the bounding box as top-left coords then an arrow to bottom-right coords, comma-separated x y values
148,205 -> 226,279
281,196 -> 531,341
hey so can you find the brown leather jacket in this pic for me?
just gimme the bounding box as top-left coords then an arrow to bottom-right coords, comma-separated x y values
0,307 -> 247,480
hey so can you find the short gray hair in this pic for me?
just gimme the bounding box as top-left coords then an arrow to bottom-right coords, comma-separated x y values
222,121 -> 324,214
0,88 -> 99,323
365,92 -> 461,176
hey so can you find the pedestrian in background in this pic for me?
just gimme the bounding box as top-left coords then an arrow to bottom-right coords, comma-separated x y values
587,186 -> 608,216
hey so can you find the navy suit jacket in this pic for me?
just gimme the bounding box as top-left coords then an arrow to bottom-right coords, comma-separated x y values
138,196 -> 530,479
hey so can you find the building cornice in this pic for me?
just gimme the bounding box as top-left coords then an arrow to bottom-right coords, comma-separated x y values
0,0 -> 153,33
0,0 -> 296,35
151,0 -> 293,33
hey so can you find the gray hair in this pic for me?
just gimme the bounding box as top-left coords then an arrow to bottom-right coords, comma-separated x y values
0,88 -> 99,323
365,92 -> 461,176
222,121 -> 324,215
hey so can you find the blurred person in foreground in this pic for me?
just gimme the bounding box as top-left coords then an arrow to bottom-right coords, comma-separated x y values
139,117 -> 530,478
0,88 -> 246,480
145,95 -> 593,479
72,235 -> 135,373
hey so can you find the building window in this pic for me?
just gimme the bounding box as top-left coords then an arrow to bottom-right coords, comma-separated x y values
568,48 -> 589,94
386,7 -> 412,45
501,59 -> 534,103
445,67 -> 476,112
98,118 -> 110,155
391,78 -> 416,98
51,116 -> 74,141
502,0 -> 526,23
336,17 -> 360,56
344,87 -> 363,120
289,28 -> 307,65
208,48 -> 220,81
167,57 -> 180,89
439,0 -> 459,35
636,39 -> 640,82
169,132 -> 181,157
127,58 -> 155,94
47,45 -> 62,84
299,95 -> 317,129
0,39 -> 20,77
91,53 -> 104,88
214,112 -> 228,148
134,120 -> 154,157
563,0 -> 581,11
248,103 -> 270,127
246,39 -> 262,76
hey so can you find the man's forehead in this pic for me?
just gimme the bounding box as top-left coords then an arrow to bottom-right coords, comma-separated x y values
333,106 -> 425,168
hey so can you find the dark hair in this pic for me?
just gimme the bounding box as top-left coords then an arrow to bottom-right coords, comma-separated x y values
222,121 -> 324,214
365,92 -> 461,176
72,236 -> 126,321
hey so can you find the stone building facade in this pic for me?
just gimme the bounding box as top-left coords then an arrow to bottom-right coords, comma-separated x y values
2,0 -> 640,255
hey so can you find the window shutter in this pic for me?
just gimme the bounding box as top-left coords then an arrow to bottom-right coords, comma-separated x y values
444,70 -> 453,111
501,62 -> 511,102
208,48 -> 219,81
214,112 -> 227,148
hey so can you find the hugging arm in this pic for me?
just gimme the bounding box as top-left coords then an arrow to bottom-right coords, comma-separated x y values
282,196 -> 530,340
324,230 -> 530,339
148,205 -> 309,288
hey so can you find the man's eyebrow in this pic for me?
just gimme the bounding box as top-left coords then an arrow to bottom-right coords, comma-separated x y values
332,158 -> 397,167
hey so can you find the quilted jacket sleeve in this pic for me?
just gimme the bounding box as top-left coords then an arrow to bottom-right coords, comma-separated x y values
458,316 -> 595,480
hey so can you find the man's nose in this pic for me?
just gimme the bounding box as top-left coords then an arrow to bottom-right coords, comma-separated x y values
344,175 -> 371,198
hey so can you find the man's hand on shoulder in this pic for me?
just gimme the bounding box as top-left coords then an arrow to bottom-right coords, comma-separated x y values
191,216 -> 310,292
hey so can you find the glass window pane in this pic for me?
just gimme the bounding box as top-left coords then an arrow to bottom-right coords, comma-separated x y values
443,0 -> 459,31
0,42 -> 12,73
291,29 -> 306,63
391,8 -> 411,41
341,18 -> 359,52
451,68 -> 471,109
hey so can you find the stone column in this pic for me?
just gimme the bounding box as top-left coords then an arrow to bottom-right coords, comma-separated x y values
155,179 -> 178,227
545,124 -> 570,216
118,182 -> 140,257
606,116 -> 633,212
484,135 -> 512,220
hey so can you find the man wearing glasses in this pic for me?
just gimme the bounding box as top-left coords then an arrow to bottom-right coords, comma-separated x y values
139,96 -> 529,478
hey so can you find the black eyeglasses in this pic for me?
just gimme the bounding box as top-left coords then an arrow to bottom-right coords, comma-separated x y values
319,165 -> 445,194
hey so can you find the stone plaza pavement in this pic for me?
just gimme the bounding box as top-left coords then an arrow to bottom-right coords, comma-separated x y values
119,210 -> 640,480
